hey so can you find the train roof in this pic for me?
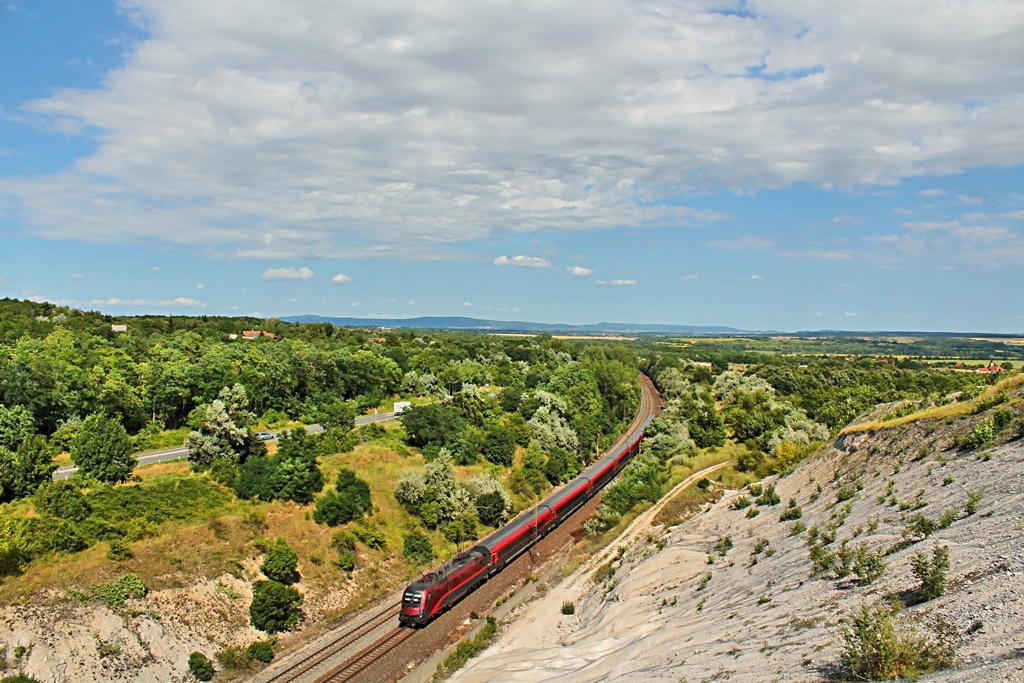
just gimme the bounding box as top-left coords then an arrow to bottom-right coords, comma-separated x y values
542,476 -> 591,510
409,548 -> 485,587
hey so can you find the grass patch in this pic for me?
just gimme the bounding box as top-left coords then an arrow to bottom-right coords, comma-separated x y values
843,374 -> 1024,434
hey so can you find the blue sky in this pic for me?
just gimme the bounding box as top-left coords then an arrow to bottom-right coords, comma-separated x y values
2,1 -> 1023,332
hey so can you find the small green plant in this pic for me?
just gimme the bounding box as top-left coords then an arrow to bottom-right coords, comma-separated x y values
757,595 -> 771,605
730,495 -> 752,510
560,601 -> 576,615
695,597 -> 706,612
852,544 -> 886,585
435,616 -> 498,678
904,514 -> 938,541
942,475 -> 954,486
911,545 -> 950,602
745,507 -> 760,518
809,544 -> 834,577
964,490 -> 983,516
789,520 -> 806,536
697,572 -> 712,590
779,498 -> 803,521
90,574 -> 147,609
809,482 -> 822,503
747,483 -> 763,497
715,535 -> 733,556
867,517 -> 880,534
755,483 -> 780,506
836,484 -> 856,503
937,508 -> 959,530
753,537 -> 770,554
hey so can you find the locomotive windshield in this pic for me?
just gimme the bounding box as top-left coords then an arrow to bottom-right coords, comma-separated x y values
403,590 -> 423,607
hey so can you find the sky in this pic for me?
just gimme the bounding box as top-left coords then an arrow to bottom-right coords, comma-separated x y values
1,0 -> 1023,332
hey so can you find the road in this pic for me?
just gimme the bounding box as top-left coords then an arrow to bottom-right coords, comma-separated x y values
52,411 -> 398,480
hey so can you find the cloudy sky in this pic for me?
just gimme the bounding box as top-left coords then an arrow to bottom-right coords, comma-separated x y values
2,0 -> 1023,331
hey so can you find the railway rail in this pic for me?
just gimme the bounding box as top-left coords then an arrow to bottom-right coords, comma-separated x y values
254,373 -> 660,683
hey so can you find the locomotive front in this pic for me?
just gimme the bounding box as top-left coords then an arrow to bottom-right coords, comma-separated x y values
400,580 -> 431,626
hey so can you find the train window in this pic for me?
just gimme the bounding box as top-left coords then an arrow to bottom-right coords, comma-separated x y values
403,591 -> 423,607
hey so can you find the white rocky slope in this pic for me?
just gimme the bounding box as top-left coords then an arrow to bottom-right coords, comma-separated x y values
454,420 -> 1024,682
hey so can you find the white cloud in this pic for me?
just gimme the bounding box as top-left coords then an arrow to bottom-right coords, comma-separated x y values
331,273 -> 352,284
69,272 -> 86,278
158,296 -> 204,307
494,255 -> 550,268
150,266 -> 159,271
750,274 -> 764,280
781,250 -> 852,260
709,237 -> 773,251
567,266 -> 594,277
7,1 -> 1024,258
196,283 -> 205,289
90,298 -> 151,306
407,300 -> 415,305
261,266 -> 314,281
681,274 -> 699,281
462,301 -> 472,306
289,297 -> 298,302
919,188 -> 947,197
958,194 -> 983,205
845,311 -> 857,317
351,302 -> 359,307
600,279 -> 636,286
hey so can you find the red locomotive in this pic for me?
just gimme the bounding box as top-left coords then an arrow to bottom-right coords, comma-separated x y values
400,414 -> 653,627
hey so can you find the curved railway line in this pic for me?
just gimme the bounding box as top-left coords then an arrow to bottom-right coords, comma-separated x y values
255,373 -> 661,683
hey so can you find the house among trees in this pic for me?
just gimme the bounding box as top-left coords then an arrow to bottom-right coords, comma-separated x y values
242,330 -> 276,340
111,324 -> 128,332
977,362 -> 1004,373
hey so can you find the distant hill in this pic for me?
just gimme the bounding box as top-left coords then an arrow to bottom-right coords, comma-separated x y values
281,315 -> 747,335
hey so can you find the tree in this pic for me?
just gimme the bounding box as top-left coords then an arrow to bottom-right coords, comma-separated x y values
261,538 -> 299,583
313,468 -> 372,526
0,403 -> 35,451
4,435 -> 58,499
188,652 -> 215,681
71,413 -> 134,483
403,530 -> 434,565
183,399 -> 249,469
481,426 -> 515,466
249,580 -> 303,633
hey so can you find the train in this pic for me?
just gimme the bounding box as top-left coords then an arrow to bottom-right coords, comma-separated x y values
399,413 -> 654,627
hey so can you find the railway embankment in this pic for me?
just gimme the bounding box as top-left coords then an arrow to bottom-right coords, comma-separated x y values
452,401 -> 1024,682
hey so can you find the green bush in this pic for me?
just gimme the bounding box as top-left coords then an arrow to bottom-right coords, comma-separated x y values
435,616 -> 498,678
247,639 -> 275,664
260,538 -> 299,583
106,539 -> 132,561
353,523 -> 388,551
34,480 -> 92,522
335,551 -> 355,573
188,651 -> 215,681
560,601 -> 575,615
249,580 -> 303,634
312,469 -> 372,526
215,645 -> 252,671
330,529 -> 357,554
729,495 -> 752,510
837,602 -> 956,680
904,514 -> 937,541
403,530 -> 434,565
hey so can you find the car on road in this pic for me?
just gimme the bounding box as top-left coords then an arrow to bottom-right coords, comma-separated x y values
255,431 -> 276,441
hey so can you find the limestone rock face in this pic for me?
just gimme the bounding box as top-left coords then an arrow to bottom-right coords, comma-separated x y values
453,422 -> 1024,682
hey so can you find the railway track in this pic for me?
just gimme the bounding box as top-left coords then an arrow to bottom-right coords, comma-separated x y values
311,628 -> 415,683
255,597 -> 402,683
256,373 -> 661,683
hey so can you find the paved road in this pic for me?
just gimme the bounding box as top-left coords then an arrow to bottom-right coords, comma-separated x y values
52,411 -> 398,480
